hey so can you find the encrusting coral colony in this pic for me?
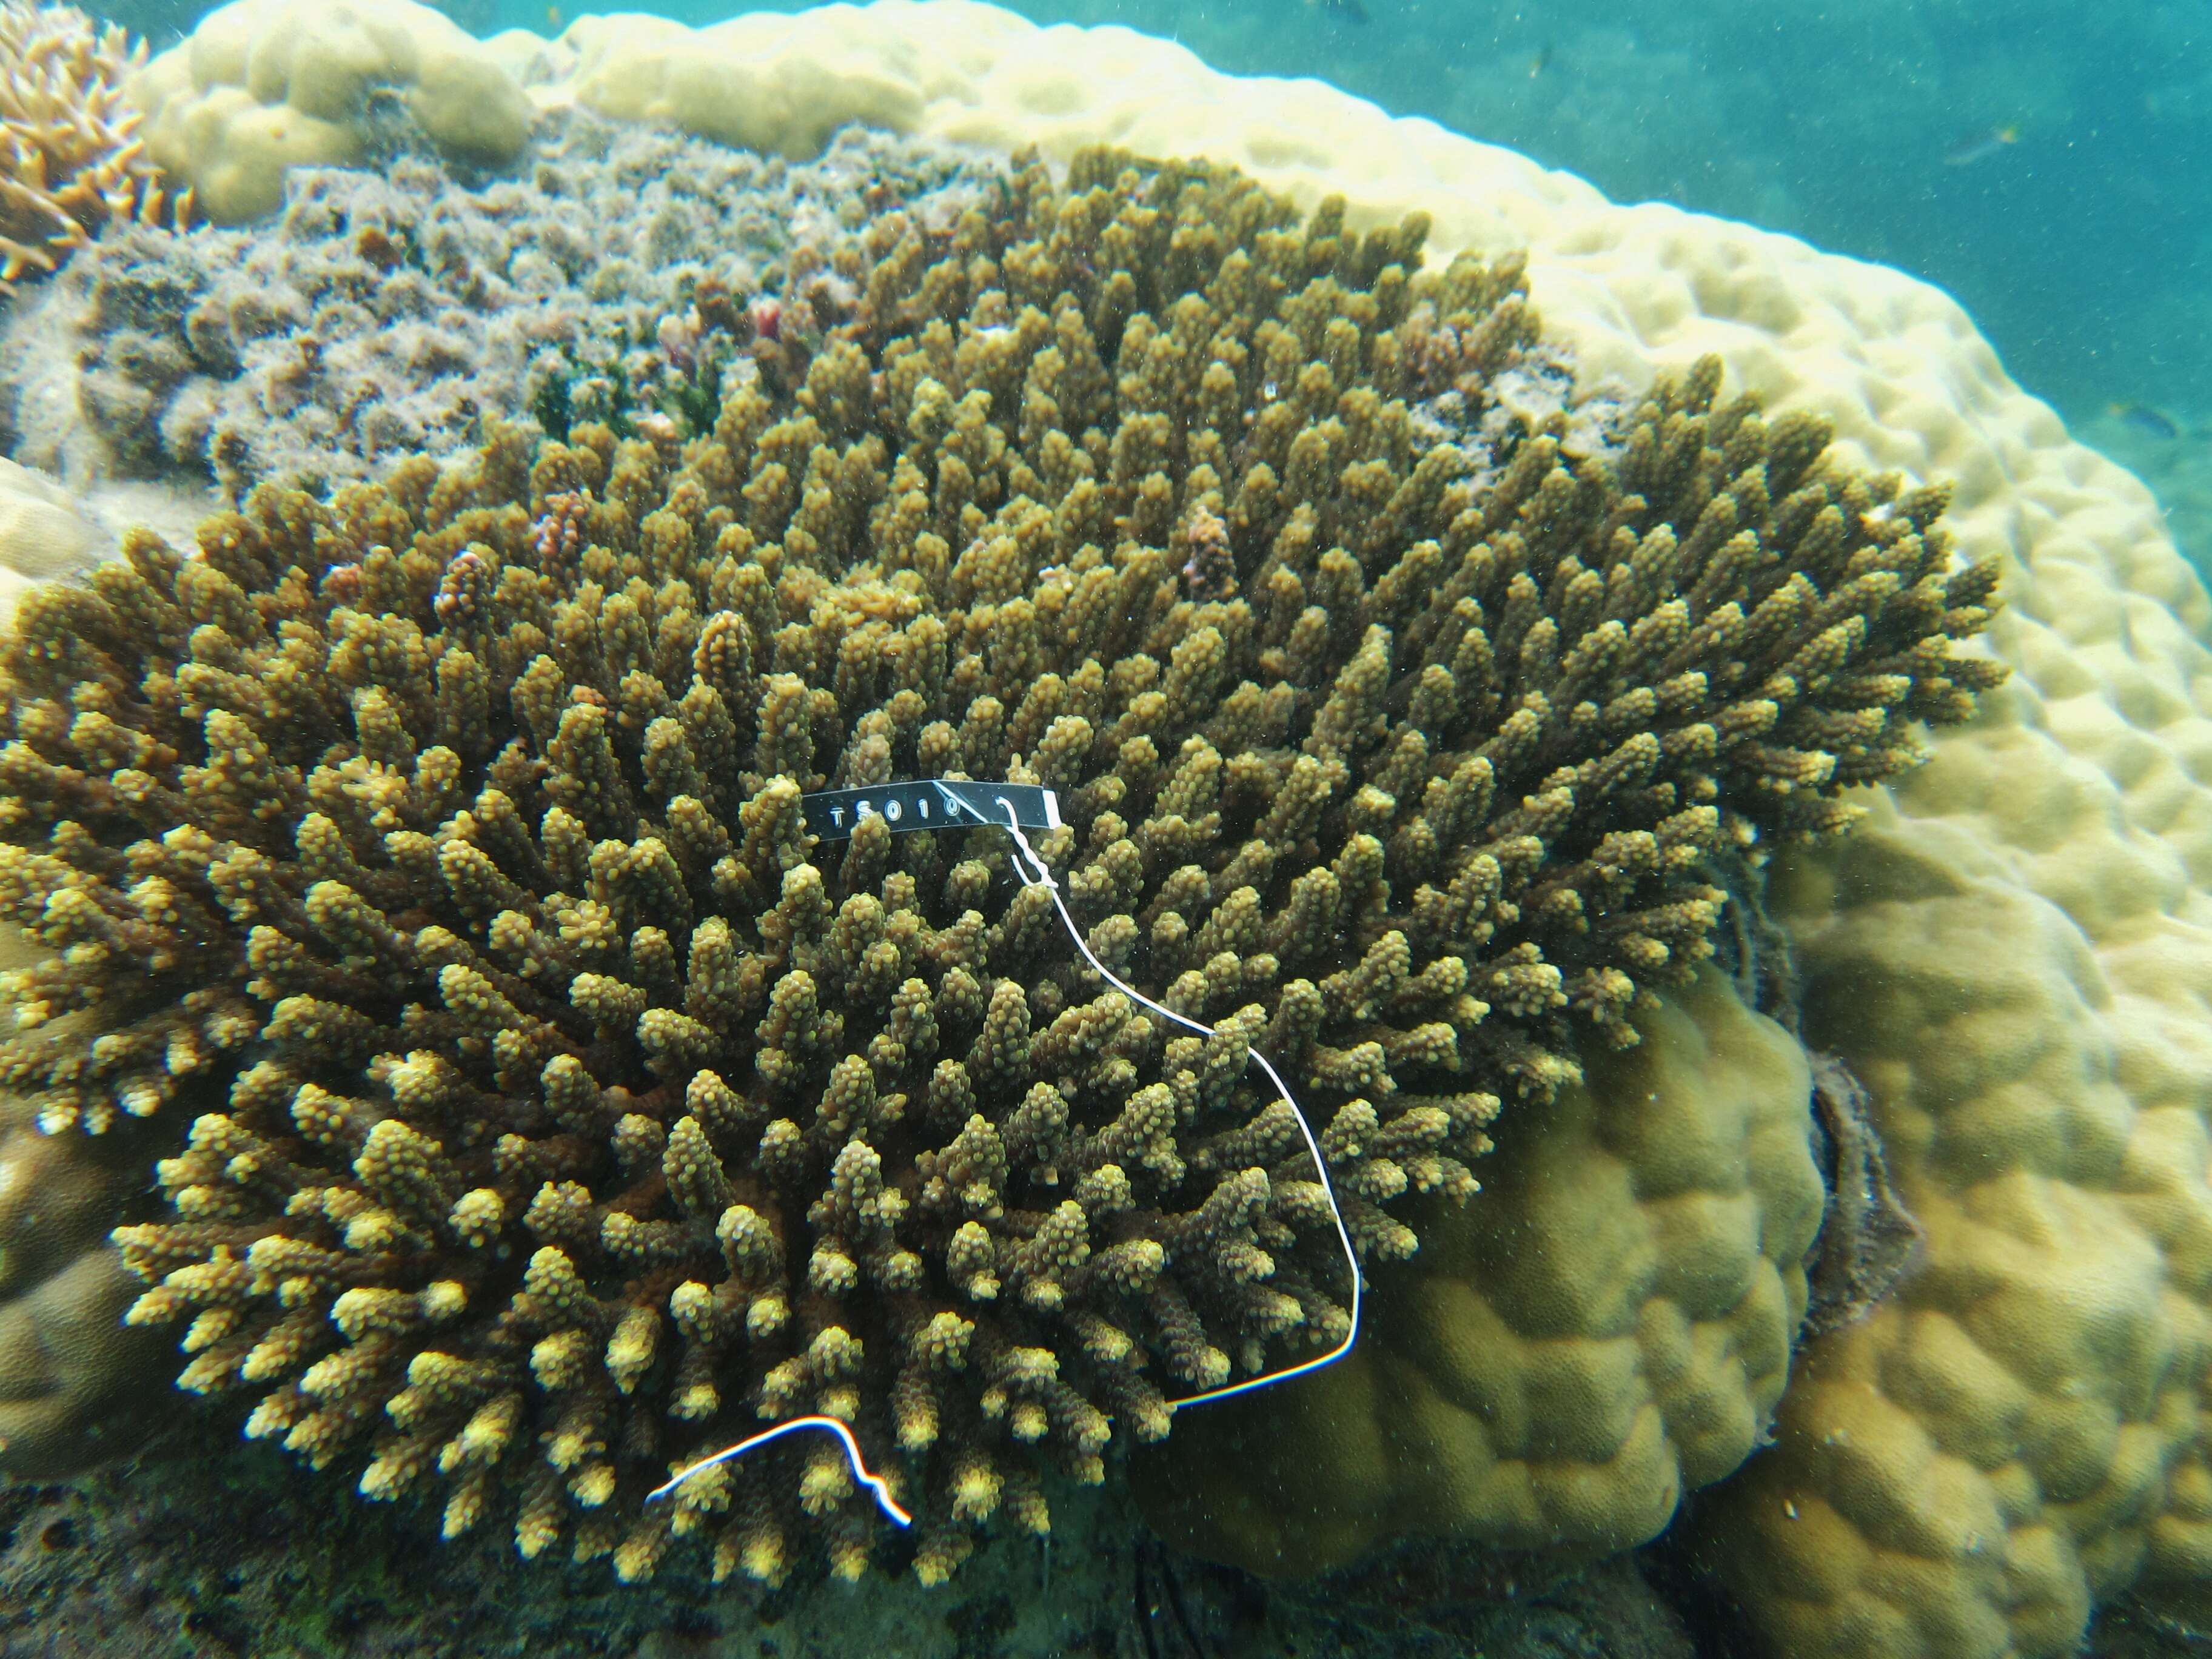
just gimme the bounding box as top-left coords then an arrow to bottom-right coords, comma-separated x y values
0,144 -> 2003,1588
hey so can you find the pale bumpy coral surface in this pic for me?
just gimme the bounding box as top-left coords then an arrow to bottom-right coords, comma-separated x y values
1138,964 -> 1823,1577
2080,406 -> 2211,581
0,140 -> 1992,1594
0,455 -> 99,620
127,0 -> 528,226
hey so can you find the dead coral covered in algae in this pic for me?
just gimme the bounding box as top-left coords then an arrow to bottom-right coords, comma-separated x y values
0,1 -> 186,287
0,149 -> 2000,1586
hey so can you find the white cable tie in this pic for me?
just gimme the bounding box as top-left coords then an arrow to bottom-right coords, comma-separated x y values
968,786 -> 1363,1414
646,1414 -> 913,1526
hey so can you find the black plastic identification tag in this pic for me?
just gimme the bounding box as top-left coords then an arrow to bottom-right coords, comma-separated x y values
801,781 -> 1063,841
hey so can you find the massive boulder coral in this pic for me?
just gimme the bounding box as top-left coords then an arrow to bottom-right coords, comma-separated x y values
1136,963 -> 1825,1577
1688,629 -> 2212,1653
0,146 -> 1994,1586
126,0 -> 529,224
0,456 -> 101,618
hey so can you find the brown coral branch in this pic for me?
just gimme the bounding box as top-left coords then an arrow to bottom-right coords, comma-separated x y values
0,145 -> 2001,1586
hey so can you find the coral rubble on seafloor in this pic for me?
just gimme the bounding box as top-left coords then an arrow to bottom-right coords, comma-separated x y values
0,117 -> 991,503
0,142 -> 1997,1589
0,1 -> 186,289
0,1432 -> 1709,1659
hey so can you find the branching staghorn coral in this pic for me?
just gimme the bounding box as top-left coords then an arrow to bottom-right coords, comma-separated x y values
0,1 -> 187,287
0,147 -> 2000,1585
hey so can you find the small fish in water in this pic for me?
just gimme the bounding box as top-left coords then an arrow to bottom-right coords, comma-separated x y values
2110,402 -> 2182,440
1527,44 -> 1552,78
1309,0 -> 1369,22
546,4 -> 563,28
1943,124 -> 2019,167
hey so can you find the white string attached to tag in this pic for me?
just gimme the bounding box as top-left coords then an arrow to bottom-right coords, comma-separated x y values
972,788 -> 1364,1412
647,1413 -> 913,1523
649,783 -> 1364,1521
